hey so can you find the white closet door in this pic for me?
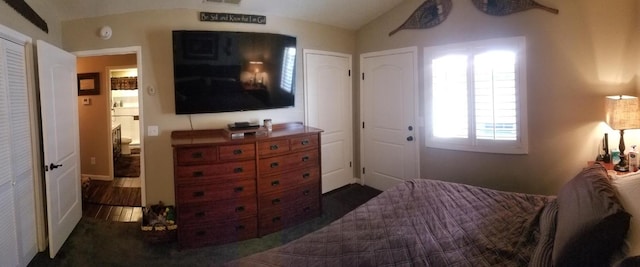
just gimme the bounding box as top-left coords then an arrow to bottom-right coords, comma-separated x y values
7,38 -> 37,265
0,31 -> 36,267
0,37 -> 20,267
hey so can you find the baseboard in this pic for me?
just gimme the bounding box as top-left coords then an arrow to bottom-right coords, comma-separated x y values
353,177 -> 362,185
82,174 -> 111,181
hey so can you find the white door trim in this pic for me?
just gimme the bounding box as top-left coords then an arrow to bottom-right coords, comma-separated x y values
359,46 -> 420,188
73,46 -> 146,207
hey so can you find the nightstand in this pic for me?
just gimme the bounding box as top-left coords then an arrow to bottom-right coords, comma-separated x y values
588,161 -> 636,175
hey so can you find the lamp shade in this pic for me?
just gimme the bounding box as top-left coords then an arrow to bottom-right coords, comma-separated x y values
605,95 -> 640,130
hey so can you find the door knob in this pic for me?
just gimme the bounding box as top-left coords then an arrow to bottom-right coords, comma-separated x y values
406,136 -> 414,141
49,163 -> 63,170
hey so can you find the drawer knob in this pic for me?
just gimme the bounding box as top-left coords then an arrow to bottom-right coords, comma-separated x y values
303,190 -> 310,196
301,139 -> 310,145
302,173 -> 311,179
235,206 -> 245,212
270,144 -> 279,150
236,225 -> 245,231
304,207 -> 311,212
271,180 -> 280,186
234,186 -> 244,193
270,162 -> 279,168
191,152 -> 203,158
302,156 -> 310,162
233,167 -> 244,173
193,191 -> 205,197
193,171 -> 204,177
272,216 -> 281,223
196,231 -> 206,236
195,211 -> 205,217
272,198 -> 281,205
233,149 -> 243,155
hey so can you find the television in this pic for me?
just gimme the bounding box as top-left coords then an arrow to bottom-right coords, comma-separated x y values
172,30 -> 297,114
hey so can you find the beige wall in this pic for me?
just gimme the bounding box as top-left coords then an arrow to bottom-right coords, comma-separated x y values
357,0 -> 639,195
77,54 -> 137,178
61,9 -> 356,205
0,1 -> 61,46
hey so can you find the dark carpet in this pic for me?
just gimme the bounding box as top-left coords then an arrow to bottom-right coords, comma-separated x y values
28,183 -> 381,267
86,180 -> 142,207
114,155 -> 140,177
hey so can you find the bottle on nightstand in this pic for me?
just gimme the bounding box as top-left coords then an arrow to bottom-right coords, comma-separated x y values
629,145 -> 639,171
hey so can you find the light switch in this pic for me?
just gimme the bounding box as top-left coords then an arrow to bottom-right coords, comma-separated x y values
83,98 -> 91,105
148,125 -> 159,136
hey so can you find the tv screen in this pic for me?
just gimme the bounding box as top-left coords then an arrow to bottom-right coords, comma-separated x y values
172,30 -> 297,114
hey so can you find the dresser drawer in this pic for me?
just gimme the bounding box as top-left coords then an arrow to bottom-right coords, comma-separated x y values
259,149 -> 319,176
175,146 -> 217,165
290,134 -> 319,152
258,139 -> 290,157
259,183 -> 320,213
175,160 -> 255,184
258,167 -> 319,195
177,197 -> 257,225
219,143 -> 255,161
176,179 -> 255,204
178,217 -> 257,249
259,200 -> 320,236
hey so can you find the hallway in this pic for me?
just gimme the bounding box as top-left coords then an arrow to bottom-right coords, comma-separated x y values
82,177 -> 142,223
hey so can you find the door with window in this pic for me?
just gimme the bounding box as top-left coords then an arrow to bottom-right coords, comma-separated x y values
361,47 -> 419,191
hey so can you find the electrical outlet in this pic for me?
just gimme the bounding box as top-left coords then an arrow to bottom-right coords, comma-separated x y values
91,157 -> 96,165
148,125 -> 159,136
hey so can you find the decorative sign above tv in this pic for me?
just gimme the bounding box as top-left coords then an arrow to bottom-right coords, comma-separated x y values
172,31 -> 297,114
199,12 -> 267,25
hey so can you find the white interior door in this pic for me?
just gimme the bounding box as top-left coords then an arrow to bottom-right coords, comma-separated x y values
304,50 -> 353,193
361,47 -> 419,191
0,26 -> 38,267
36,40 -> 82,258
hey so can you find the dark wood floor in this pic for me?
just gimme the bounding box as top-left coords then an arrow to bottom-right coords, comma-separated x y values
82,177 -> 142,223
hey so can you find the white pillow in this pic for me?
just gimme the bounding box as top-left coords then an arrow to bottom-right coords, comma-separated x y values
612,171 -> 640,256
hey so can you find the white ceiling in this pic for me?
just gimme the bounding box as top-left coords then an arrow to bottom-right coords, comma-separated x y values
46,0 -> 407,30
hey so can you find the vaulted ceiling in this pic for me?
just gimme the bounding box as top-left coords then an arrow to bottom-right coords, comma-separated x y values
47,0 -> 407,30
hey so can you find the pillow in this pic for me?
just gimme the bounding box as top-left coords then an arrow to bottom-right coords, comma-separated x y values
556,211 -> 630,267
611,171 -> 640,256
553,164 -> 628,265
528,199 -> 558,267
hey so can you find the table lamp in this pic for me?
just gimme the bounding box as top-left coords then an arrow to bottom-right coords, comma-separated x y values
605,95 -> 640,172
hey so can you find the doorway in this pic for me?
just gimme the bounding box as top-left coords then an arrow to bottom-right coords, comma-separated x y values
360,47 -> 420,191
74,47 -> 146,222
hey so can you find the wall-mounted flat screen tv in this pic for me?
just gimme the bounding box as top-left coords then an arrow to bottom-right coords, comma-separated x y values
172,30 -> 297,114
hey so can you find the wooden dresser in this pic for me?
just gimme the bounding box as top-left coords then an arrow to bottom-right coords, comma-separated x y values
171,123 -> 322,249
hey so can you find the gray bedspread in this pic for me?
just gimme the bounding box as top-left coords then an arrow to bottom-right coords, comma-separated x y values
227,179 -> 554,267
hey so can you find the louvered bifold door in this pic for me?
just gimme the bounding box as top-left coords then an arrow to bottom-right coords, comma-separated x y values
0,37 -> 20,267
0,35 -> 37,267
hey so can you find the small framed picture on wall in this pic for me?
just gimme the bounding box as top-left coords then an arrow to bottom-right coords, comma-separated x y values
77,72 -> 100,95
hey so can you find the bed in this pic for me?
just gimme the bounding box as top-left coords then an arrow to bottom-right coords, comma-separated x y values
226,164 -> 636,267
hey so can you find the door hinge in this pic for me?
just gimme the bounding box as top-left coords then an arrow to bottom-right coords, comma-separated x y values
362,73 -> 365,80
362,167 -> 365,174
348,69 -> 351,77
362,121 -> 365,129
349,161 -> 352,167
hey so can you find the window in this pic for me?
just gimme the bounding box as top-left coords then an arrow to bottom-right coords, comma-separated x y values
280,47 -> 296,92
424,37 -> 528,154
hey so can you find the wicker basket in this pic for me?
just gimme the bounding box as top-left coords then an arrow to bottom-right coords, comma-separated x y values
141,204 -> 177,244
141,223 -> 177,244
